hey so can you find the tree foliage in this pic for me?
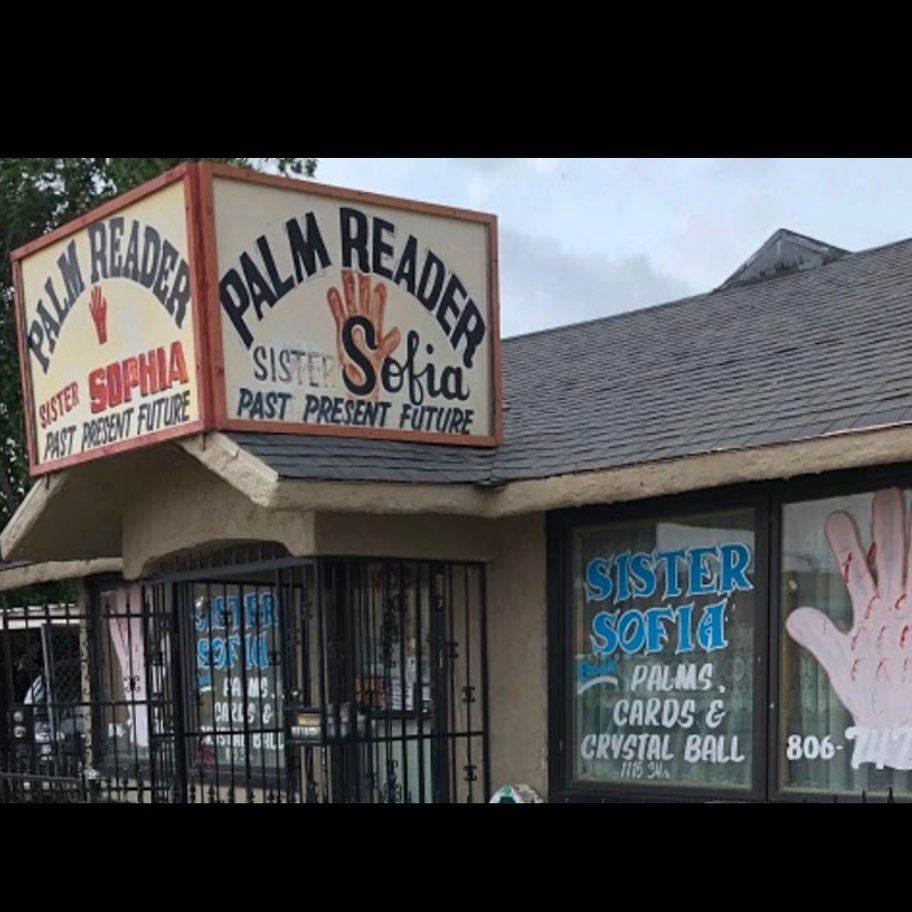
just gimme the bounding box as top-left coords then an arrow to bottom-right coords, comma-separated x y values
0,157 -> 316,530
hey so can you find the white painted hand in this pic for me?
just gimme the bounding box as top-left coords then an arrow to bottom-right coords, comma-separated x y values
786,488 -> 912,737
107,585 -> 150,749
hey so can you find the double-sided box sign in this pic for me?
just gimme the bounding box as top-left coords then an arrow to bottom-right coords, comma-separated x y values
206,166 -> 501,445
13,166 -> 207,476
12,163 -> 502,478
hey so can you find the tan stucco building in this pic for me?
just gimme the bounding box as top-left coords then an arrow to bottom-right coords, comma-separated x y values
4,176 -> 912,803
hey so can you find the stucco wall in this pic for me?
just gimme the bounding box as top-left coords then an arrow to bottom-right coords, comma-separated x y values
119,486 -> 551,800
0,558 -> 122,592
485,512 -> 548,798
121,454 -> 316,578
315,512 -> 497,561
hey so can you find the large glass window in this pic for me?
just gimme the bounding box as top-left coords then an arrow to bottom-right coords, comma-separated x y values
780,486 -> 912,796
190,582 -> 285,779
570,507 -> 756,791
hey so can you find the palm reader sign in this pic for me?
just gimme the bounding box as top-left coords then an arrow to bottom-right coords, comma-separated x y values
326,270 -> 401,400
786,488 -> 912,770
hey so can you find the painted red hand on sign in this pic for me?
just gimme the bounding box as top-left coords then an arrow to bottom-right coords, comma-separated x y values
786,489 -> 912,765
326,270 -> 401,400
89,285 -> 108,345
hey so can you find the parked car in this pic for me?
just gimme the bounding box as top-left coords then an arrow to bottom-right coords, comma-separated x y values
18,672 -> 85,759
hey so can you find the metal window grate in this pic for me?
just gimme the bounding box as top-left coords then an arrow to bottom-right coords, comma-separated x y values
0,554 -> 489,804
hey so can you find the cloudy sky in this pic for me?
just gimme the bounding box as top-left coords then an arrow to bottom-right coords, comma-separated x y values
312,158 -> 912,338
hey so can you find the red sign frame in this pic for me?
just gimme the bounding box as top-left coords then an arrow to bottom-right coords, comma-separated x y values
11,163 -> 213,477
11,162 -> 504,479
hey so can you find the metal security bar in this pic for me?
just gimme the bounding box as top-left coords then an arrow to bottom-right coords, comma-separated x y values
280,559 -> 489,804
0,585 -> 181,803
0,551 -> 489,804
0,598 -> 89,802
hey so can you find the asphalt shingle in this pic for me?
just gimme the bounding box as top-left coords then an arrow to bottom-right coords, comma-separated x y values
228,236 -> 912,487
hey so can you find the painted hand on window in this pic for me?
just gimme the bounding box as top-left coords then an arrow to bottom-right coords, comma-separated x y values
786,488 -> 912,734
107,586 -> 150,749
89,285 -> 108,345
326,270 -> 401,399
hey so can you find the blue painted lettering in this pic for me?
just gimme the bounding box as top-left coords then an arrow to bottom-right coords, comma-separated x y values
592,611 -> 618,655
657,550 -> 685,599
617,610 -> 646,653
630,552 -> 657,599
588,600 -> 728,657
645,606 -> 676,654
686,547 -> 718,596
675,603 -> 695,653
719,543 -> 753,593
615,553 -> 632,602
585,558 -> 613,602
697,600 -> 728,652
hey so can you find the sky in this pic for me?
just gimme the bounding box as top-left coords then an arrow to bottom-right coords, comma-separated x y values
310,158 -> 912,338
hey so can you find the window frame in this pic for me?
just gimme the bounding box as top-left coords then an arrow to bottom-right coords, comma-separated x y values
767,464 -> 912,803
547,462 -> 912,803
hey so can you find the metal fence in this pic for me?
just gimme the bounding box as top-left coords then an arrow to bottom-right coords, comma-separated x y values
0,550 -> 489,804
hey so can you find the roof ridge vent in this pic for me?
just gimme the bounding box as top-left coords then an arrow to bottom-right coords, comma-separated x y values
720,228 -> 848,289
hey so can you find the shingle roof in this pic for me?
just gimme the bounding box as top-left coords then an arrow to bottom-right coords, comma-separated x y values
229,235 -> 912,486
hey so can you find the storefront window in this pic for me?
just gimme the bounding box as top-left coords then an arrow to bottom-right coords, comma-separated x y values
570,508 -> 756,791
99,584 -> 151,766
191,583 -> 285,778
780,487 -> 912,796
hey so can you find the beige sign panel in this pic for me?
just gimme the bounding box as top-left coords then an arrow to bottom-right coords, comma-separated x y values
208,170 -> 501,445
14,170 -> 205,474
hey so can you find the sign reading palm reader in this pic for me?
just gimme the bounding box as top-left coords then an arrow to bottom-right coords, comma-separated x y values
13,164 -> 501,477
211,173 -> 499,443
13,170 -> 204,475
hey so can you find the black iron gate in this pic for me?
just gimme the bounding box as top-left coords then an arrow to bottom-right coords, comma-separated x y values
0,549 -> 489,803
290,558 -> 490,804
0,599 -> 88,802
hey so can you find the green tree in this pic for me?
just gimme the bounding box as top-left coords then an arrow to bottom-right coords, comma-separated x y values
0,157 -> 316,529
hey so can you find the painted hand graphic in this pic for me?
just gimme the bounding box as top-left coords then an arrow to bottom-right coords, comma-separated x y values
786,488 -> 912,758
107,585 -> 149,749
89,285 -> 108,344
326,270 -> 400,399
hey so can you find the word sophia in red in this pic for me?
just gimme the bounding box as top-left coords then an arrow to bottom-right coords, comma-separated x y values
89,341 -> 189,414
